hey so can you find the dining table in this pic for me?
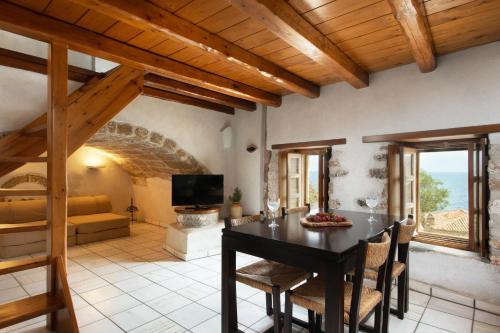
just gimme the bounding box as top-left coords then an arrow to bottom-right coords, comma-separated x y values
221,210 -> 399,333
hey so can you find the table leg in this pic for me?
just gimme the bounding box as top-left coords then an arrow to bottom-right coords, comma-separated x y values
324,261 -> 344,333
221,240 -> 237,333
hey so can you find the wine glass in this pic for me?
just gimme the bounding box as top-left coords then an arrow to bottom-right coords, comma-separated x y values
267,197 -> 280,228
366,193 -> 379,223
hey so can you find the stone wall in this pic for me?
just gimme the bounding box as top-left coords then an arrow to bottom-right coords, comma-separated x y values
489,144 -> 500,264
87,121 -> 210,183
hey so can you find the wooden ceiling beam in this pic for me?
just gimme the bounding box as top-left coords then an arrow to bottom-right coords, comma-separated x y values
143,87 -> 235,115
68,0 -> 320,98
144,74 -> 255,111
229,0 -> 369,89
386,0 -> 436,72
0,47 -> 98,82
0,1 -> 281,107
0,47 -> 253,111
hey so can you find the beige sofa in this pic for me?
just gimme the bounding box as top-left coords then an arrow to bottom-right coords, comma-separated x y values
0,195 -> 129,258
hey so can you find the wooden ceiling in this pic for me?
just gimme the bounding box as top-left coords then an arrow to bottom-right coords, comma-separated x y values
0,0 -> 499,112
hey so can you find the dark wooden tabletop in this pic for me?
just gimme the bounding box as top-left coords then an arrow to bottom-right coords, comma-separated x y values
222,210 -> 399,258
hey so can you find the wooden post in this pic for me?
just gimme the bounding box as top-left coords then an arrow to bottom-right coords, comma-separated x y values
46,41 -> 68,331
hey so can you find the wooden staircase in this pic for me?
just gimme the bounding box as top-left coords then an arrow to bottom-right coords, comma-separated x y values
0,256 -> 77,331
0,40 -> 142,333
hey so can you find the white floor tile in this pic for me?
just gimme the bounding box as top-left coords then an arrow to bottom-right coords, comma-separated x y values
0,286 -> 28,304
128,263 -> 163,275
129,316 -> 185,333
110,304 -> 161,331
197,292 -> 221,313
80,318 -> 123,333
142,269 -> 178,283
166,302 -> 217,329
427,297 -> 474,319
165,262 -> 199,275
432,286 -> 474,307
146,292 -> 192,315
236,300 -> 268,327
93,294 -> 141,317
76,305 -> 105,327
476,301 -> 500,316
177,282 -> 217,301
473,321 -> 500,333
101,269 -> 138,284
0,276 -> 19,291
71,276 -> 109,294
421,308 -> 472,333
415,323 -> 451,333
79,285 -> 123,304
114,276 -> 154,293
475,310 -> 500,327
191,314 -> 221,333
129,284 -> 171,303
158,275 -> 197,291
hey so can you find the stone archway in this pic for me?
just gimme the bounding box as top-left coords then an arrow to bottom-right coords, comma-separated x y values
87,121 -> 210,183
1,173 -> 47,189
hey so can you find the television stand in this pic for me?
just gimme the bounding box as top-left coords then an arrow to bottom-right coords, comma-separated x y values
174,207 -> 220,227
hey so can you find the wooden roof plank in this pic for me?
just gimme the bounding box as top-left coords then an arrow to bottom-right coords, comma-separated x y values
0,1 -> 281,106
229,0 -> 369,89
386,0 -> 437,72
68,0 -> 320,98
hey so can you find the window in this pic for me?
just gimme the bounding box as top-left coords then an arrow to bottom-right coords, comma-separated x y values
388,139 -> 489,255
279,148 -> 330,212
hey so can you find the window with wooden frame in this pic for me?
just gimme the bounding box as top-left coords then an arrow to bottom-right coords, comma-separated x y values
278,147 -> 331,212
388,138 -> 489,255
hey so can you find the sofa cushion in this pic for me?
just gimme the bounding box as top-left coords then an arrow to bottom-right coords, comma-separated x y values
77,227 -> 130,245
68,195 -> 111,217
69,213 -> 129,234
0,201 -> 11,224
9,200 -> 47,223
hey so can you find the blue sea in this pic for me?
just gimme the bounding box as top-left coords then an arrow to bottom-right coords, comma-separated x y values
426,172 -> 468,211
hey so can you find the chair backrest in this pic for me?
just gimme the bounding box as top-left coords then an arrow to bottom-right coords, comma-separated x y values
349,224 -> 398,329
281,203 -> 310,216
399,216 -> 416,244
224,214 -> 261,229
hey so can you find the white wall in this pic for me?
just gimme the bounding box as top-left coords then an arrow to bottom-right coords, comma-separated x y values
265,42 -> 500,304
232,106 -> 265,214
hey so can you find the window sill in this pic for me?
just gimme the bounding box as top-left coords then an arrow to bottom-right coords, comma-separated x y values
410,241 -> 487,262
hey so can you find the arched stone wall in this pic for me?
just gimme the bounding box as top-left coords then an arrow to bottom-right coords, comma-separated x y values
1,173 -> 47,189
87,121 -> 210,182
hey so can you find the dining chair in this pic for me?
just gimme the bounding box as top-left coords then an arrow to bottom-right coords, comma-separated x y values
224,215 -> 311,333
361,216 -> 415,320
281,203 -> 310,216
283,224 -> 399,333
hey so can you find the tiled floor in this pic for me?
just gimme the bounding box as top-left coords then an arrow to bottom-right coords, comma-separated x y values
1,223 -> 499,333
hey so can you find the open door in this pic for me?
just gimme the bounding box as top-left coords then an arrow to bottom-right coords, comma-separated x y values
287,153 -> 304,209
401,146 -> 418,219
388,145 -> 418,220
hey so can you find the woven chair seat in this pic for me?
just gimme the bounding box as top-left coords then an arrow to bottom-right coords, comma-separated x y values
236,260 -> 310,293
290,277 -> 382,323
359,261 -> 407,281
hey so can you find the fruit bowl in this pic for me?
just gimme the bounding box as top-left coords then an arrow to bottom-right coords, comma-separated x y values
300,212 -> 353,228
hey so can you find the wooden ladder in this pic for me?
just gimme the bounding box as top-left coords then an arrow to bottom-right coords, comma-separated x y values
0,42 -> 79,332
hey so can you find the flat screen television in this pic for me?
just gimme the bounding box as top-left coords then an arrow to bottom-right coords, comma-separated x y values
172,174 -> 224,207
